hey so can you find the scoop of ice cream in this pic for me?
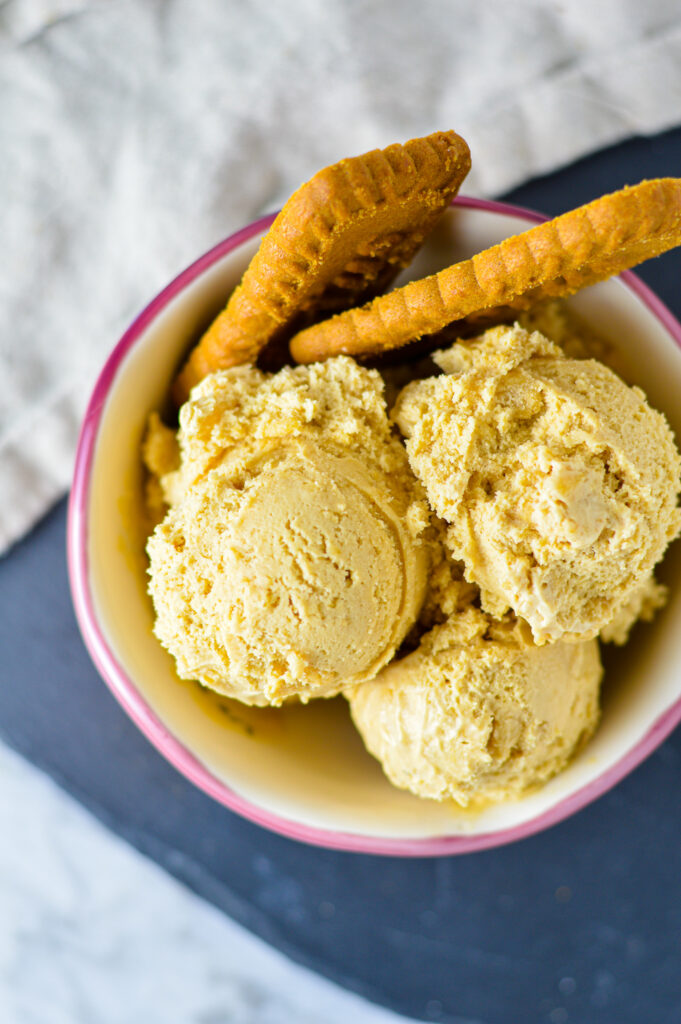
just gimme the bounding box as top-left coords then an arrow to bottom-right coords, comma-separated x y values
142,412 -> 180,527
599,572 -> 668,645
393,324 -> 681,643
147,358 -> 429,706
160,356 -> 420,507
347,608 -> 602,805
517,299 -> 621,370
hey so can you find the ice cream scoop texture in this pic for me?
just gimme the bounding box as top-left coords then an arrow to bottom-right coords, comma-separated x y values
393,325 -> 681,643
147,358 -> 429,705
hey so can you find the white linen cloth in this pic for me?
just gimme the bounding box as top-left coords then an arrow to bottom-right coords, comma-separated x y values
2,0 -> 681,553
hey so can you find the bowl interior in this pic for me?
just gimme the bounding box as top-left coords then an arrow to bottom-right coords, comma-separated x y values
81,203 -> 681,846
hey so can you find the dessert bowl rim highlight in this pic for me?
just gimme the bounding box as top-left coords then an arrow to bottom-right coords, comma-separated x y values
67,196 -> 681,856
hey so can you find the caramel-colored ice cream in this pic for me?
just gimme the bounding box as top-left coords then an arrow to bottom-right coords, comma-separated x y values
144,318 -> 678,804
599,572 -> 668,646
348,607 -> 602,805
147,358 -> 429,706
393,324 -> 681,643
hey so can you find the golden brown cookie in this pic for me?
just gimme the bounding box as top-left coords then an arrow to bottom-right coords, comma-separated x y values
173,130 -> 471,404
289,178 -> 681,364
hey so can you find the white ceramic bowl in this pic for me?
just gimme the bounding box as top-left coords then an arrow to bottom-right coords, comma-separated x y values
68,197 -> 681,854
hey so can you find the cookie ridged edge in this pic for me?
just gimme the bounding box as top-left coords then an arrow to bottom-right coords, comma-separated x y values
173,130 -> 471,403
290,179 -> 681,363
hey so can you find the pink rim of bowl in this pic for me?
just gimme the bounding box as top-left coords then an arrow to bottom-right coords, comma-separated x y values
67,196 -> 681,856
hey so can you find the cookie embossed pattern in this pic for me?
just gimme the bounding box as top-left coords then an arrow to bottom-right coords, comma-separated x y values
68,189 -> 681,854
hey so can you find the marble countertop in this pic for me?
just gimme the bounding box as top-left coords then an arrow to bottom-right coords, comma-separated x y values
0,740 -> 418,1024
